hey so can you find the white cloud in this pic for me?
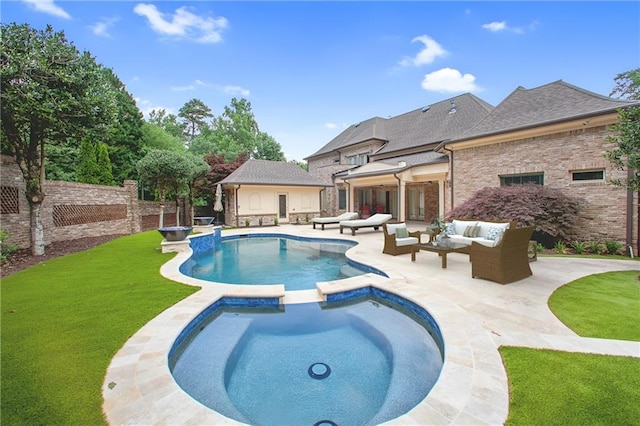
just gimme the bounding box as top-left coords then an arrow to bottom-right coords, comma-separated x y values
133,3 -> 228,44
22,0 -> 70,19
195,79 -> 213,88
89,17 -> 119,38
482,20 -> 538,34
223,85 -> 250,96
399,35 -> 447,67
420,68 -> 480,93
325,122 -> 338,129
134,98 -> 175,118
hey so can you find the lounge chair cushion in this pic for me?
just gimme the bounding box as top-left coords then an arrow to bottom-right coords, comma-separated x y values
396,236 -> 419,246
396,226 -> 409,238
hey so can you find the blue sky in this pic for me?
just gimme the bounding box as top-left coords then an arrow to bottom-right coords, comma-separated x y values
3,1 -> 639,162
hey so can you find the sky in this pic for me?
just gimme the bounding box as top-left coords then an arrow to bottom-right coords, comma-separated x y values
3,1 -> 639,162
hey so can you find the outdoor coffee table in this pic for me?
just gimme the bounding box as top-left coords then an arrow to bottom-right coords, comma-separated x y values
410,241 -> 469,269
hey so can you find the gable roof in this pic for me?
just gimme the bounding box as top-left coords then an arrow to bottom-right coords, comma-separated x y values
335,151 -> 448,179
219,159 -> 330,187
305,93 -> 493,159
449,80 -> 638,142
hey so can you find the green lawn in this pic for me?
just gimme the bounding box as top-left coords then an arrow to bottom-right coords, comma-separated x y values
501,269 -> 640,425
1,231 -> 198,425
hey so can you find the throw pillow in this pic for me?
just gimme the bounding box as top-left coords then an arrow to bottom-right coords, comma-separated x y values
463,225 -> 480,237
396,226 -> 409,238
445,223 -> 456,236
485,226 -> 504,241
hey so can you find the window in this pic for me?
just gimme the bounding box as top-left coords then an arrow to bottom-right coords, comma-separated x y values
347,155 -> 357,165
500,173 -> 544,186
572,169 -> 604,182
338,189 -> 347,210
358,154 -> 367,165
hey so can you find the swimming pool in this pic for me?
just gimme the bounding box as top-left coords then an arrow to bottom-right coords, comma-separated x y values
169,288 -> 444,426
180,233 -> 387,291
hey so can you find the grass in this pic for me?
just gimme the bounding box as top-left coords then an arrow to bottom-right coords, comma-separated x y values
501,269 -> 640,425
0,231 -> 199,426
501,348 -> 640,425
548,270 -> 640,341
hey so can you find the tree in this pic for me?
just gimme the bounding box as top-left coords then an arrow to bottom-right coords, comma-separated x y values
255,132 -> 285,161
96,143 -> 114,185
178,98 -> 213,143
607,68 -> 640,192
183,154 -> 210,225
77,138 -> 100,184
1,23 -> 118,255
148,108 -> 185,139
194,152 -> 248,206
141,122 -> 185,153
136,150 -> 193,227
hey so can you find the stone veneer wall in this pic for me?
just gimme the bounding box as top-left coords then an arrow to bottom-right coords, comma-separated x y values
451,126 -> 636,247
0,155 -> 176,249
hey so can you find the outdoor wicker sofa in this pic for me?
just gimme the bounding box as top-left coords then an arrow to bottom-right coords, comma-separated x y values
382,223 -> 422,255
470,226 -> 535,284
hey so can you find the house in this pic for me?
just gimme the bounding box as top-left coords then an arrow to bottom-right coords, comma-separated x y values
305,93 -> 494,222
306,80 -> 638,250
219,159 -> 331,226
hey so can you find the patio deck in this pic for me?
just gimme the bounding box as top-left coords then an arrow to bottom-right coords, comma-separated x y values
103,224 -> 639,425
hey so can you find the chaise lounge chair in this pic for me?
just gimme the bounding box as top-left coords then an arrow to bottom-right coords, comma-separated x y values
312,212 -> 359,230
339,213 -> 393,236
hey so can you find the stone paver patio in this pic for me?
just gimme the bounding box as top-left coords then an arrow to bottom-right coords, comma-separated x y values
103,224 -> 639,425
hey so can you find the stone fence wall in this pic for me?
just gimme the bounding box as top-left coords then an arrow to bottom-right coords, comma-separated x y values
0,155 -> 177,250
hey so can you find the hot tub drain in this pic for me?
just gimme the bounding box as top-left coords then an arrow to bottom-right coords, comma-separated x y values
308,362 -> 331,380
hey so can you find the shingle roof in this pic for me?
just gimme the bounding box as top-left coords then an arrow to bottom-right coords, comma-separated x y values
219,159 -> 331,187
451,80 -> 639,142
305,93 -> 493,159
334,151 -> 448,179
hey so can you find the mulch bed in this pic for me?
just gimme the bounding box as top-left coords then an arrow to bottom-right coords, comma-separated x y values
1,234 -> 124,279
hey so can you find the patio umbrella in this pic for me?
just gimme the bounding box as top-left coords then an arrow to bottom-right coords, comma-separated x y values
214,183 -> 223,225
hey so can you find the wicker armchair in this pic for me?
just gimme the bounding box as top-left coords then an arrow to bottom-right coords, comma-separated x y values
382,223 -> 421,256
471,226 -> 535,284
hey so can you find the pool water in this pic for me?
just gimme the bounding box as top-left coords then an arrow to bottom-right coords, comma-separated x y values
169,296 -> 444,426
180,236 -> 383,291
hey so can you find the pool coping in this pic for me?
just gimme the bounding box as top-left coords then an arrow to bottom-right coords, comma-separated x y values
102,226 -> 639,425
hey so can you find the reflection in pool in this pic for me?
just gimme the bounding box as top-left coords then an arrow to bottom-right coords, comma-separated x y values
169,288 -> 444,426
180,234 -> 386,291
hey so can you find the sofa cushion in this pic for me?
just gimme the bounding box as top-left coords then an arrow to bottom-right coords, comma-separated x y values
452,220 -> 478,235
396,236 -> 419,247
386,223 -> 406,236
449,235 -> 497,247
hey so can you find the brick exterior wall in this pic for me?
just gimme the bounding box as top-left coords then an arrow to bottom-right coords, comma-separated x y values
0,155 -> 177,249
451,126 -> 636,247
308,141 -> 384,216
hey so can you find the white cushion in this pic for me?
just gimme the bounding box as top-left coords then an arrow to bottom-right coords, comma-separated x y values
396,237 -> 419,247
386,223 -> 406,236
452,220 -> 478,235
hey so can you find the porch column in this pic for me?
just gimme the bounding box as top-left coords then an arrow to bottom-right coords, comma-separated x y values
438,179 -> 447,219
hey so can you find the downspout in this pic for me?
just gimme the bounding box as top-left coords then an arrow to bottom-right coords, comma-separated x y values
626,166 -> 635,257
235,185 -> 241,227
394,173 -> 402,221
442,144 -> 454,210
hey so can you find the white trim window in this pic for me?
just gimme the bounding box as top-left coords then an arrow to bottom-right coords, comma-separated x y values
571,169 -> 605,183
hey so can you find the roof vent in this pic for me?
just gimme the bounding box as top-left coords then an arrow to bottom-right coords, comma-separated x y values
421,106 -> 430,113
449,99 -> 456,114
354,122 -> 360,128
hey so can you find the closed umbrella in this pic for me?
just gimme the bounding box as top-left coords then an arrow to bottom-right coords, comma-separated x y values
214,183 -> 223,225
